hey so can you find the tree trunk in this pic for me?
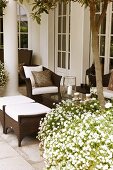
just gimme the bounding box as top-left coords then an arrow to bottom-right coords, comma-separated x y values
91,29 -> 105,108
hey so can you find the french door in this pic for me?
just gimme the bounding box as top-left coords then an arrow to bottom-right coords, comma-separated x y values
95,2 -> 113,74
55,2 -> 71,77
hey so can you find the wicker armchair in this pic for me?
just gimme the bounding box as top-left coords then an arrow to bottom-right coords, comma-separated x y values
20,65 -> 62,104
86,64 -> 111,87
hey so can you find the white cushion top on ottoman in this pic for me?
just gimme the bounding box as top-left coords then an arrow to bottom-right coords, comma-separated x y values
5,102 -> 51,122
0,95 -> 35,110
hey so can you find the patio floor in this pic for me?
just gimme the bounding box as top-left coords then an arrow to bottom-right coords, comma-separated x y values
0,85 -> 45,170
0,122 -> 45,170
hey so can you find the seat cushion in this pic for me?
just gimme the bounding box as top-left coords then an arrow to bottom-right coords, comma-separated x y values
0,95 -> 35,110
5,102 -> 51,122
32,70 -> 53,87
32,86 -> 58,95
23,65 -> 43,87
103,87 -> 113,99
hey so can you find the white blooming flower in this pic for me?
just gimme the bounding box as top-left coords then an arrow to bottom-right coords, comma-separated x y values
37,99 -> 113,169
105,102 -> 112,108
0,61 -> 8,87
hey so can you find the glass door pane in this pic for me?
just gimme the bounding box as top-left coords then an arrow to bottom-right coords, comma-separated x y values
57,2 -> 71,70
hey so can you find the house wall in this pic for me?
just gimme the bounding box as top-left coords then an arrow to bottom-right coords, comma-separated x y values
69,3 -> 90,85
23,2 -> 90,85
23,2 -> 41,64
70,3 -> 84,85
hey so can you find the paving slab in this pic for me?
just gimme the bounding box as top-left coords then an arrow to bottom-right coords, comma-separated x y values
0,156 -> 35,170
0,141 -> 19,159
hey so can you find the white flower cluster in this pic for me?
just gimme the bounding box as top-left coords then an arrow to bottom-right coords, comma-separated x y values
0,61 -> 8,87
90,87 -> 97,99
38,99 -> 113,170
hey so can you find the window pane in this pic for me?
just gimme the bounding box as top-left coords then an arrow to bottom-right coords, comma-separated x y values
109,58 -> 113,70
63,16 -> 66,33
0,33 -> 3,48
18,35 -> 19,48
58,52 -> 61,67
101,16 -> 106,34
17,3 -> 28,49
69,16 -> 70,33
0,18 -> 3,32
111,13 -> 113,34
58,35 -> 61,51
58,17 -> 61,33
63,3 -> 66,15
100,36 -> 105,56
62,34 -> 66,51
20,34 -> 28,48
69,34 -> 70,52
110,36 -> 113,57
58,2 -> 62,15
20,21 -> 28,32
62,52 -> 66,68
17,21 -> 19,32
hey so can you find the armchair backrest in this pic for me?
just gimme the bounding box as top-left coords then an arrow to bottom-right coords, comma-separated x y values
20,64 -> 62,88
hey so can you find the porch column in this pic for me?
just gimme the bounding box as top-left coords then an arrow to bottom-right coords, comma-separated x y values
3,0 -> 19,96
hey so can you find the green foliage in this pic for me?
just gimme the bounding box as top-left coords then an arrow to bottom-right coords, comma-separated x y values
0,60 -> 8,87
38,99 -> 113,169
0,0 -> 7,16
0,0 -> 7,8
24,0 -> 112,24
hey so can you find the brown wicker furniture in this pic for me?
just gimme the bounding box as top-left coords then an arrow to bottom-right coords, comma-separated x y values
0,95 -> 35,128
20,65 -> 62,104
0,95 -> 51,147
0,49 -> 33,85
0,102 -> 51,147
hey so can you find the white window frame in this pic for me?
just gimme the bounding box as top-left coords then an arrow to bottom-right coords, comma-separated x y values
55,2 -> 71,76
17,3 -> 28,49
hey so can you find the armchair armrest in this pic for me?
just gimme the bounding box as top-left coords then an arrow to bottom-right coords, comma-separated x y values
51,72 -> 62,87
51,72 -> 62,100
25,78 -> 32,98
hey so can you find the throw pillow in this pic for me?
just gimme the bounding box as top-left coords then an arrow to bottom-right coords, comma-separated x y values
108,71 -> 113,91
32,70 -> 53,87
23,65 -> 43,87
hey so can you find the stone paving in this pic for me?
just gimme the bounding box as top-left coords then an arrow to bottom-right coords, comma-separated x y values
0,122 -> 45,170
0,85 -> 45,170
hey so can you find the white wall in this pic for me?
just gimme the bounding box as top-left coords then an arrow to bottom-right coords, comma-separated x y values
70,3 -> 90,85
70,3 -> 84,85
82,7 -> 90,84
48,10 -> 55,72
23,2 -> 41,64
39,14 -> 48,67
22,1 -> 53,67
23,1 -> 90,85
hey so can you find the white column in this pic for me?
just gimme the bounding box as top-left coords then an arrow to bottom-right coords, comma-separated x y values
3,0 -> 19,96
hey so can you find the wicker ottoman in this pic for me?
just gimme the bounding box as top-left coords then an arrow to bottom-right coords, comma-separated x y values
2,102 -> 51,147
0,95 -> 35,129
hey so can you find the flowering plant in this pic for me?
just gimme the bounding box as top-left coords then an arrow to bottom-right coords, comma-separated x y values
38,98 -> 113,170
0,61 -> 8,87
